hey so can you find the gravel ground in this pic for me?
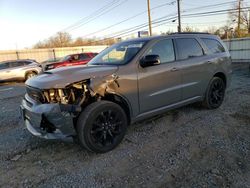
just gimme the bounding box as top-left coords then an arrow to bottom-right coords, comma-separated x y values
0,68 -> 249,188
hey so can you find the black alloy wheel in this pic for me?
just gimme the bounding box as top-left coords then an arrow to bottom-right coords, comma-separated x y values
203,77 -> 226,109
77,101 -> 127,153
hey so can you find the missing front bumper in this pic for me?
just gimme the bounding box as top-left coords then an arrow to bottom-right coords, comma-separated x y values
20,94 -> 79,139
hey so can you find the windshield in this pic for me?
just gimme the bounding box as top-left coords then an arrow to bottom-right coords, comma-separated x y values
89,41 -> 146,65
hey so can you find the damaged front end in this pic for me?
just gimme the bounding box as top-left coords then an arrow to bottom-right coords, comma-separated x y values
20,74 -> 120,139
20,80 -> 94,139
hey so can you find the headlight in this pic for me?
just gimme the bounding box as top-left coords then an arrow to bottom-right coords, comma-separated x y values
42,81 -> 88,105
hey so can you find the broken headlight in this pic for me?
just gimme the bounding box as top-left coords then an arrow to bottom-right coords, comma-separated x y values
43,81 -> 89,105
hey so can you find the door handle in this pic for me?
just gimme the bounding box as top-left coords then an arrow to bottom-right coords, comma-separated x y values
170,67 -> 178,72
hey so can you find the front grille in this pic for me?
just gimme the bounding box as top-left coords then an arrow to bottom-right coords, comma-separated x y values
26,86 -> 45,103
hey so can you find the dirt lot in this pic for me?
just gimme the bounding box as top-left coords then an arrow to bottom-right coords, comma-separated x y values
0,67 -> 249,188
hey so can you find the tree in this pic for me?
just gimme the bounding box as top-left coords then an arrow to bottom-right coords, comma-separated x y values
34,32 -> 72,48
182,26 -> 199,32
73,37 -> 84,46
49,32 -> 72,47
228,2 -> 250,37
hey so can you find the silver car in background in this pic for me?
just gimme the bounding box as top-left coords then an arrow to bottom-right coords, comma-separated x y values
0,59 -> 42,82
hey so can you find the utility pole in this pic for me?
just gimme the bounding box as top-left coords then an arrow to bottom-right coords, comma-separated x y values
237,0 -> 242,37
248,8 -> 250,33
147,0 -> 152,36
177,0 -> 181,32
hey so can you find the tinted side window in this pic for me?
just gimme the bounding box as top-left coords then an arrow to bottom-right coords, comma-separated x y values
10,61 -> 24,67
23,61 -> 32,65
201,38 -> 225,54
79,54 -> 90,60
0,63 -> 10,70
176,38 -> 204,60
146,39 -> 175,63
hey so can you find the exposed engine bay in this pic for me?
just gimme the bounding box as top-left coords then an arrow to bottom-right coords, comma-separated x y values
21,72 -> 122,139
26,75 -> 120,107
42,81 -> 89,105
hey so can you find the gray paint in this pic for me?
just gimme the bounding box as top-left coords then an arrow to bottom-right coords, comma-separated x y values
26,65 -> 118,89
21,33 -> 232,138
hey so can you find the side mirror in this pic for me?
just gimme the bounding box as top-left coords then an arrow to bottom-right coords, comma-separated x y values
140,55 -> 160,68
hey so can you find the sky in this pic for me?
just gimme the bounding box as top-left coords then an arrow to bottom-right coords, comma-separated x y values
0,0 -> 244,50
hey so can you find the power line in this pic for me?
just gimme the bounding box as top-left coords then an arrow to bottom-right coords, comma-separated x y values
182,7 -> 250,18
66,0 -> 129,32
62,0 -> 121,32
81,1 -> 176,38
83,7 -> 250,45
80,1 -> 238,39
182,1 -> 238,13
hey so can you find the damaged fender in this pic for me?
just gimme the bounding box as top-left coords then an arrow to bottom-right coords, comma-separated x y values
88,74 -> 120,97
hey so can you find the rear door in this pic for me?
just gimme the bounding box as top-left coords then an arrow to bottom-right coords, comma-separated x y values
8,61 -> 25,79
174,37 -> 208,100
138,38 -> 182,113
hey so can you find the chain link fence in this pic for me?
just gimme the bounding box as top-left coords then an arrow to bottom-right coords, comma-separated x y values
0,45 -> 108,63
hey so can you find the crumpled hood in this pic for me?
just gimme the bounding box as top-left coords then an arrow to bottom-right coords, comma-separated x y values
26,65 -> 119,89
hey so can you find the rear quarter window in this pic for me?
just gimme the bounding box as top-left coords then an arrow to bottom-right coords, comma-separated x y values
201,38 -> 225,54
175,38 -> 204,60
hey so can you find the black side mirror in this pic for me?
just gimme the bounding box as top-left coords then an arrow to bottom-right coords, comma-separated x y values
140,55 -> 160,68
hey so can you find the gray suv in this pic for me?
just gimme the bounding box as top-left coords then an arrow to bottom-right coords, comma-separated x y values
0,59 -> 42,82
20,33 -> 232,153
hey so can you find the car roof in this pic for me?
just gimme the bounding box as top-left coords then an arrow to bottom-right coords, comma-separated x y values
122,32 -> 218,43
69,52 -> 96,56
0,59 -> 36,64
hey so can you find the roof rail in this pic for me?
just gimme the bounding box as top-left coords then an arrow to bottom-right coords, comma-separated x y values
170,32 -> 211,35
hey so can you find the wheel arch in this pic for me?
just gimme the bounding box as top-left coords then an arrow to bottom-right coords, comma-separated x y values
25,70 -> 38,77
102,93 -> 132,125
213,72 -> 227,87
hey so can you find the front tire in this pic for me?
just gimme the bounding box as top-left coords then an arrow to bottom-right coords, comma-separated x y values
203,77 -> 226,109
77,101 -> 128,153
25,72 -> 37,80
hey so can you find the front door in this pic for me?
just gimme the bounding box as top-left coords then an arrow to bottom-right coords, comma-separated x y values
138,39 -> 182,113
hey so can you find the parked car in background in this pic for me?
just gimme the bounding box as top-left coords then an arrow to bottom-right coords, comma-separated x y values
41,57 -> 61,64
40,57 -> 61,71
0,59 -> 42,82
21,33 -> 231,153
44,52 -> 98,70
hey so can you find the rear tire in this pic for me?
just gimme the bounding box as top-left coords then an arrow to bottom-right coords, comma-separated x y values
203,77 -> 226,109
77,101 -> 128,153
